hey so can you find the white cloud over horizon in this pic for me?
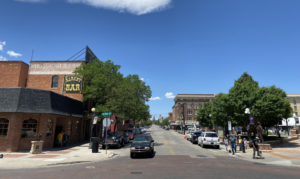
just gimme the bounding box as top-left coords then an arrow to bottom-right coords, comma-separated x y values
7,51 -> 22,58
149,96 -> 161,100
165,92 -> 175,98
15,0 -> 46,2
140,78 -> 144,81
67,0 -> 172,15
0,56 -> 8,61
0,41 -> 6,51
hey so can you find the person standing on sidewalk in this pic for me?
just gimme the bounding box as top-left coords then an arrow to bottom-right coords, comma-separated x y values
243,138 -> 247,153
252,137 -> 260,159
57,131 -> 64,147
63,132 -> 70,147
229,134 -> 236,155
238,136 -> 242,152
224,137 -> 228,152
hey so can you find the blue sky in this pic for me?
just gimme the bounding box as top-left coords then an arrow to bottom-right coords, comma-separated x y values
1,0 -> 300,119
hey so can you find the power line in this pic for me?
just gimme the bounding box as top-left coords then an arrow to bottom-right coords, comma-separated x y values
67,47 -> 86,61
72,51 -> 86,61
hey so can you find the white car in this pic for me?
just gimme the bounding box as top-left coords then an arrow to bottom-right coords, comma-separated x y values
198,132 -> 220,149
186,130 -> 194,141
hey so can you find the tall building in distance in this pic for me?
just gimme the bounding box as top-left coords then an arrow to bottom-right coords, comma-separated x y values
152,116 -> 155,124
171,94 -> 216,129
159,114 -> 162,123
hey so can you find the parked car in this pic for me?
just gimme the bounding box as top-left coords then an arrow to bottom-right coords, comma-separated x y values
130,134 -> 154,158
165,127 -> 169,130
102,131 -> 125,149
123,133 -> 130,144
186,130 -> 194,141
190,131 -> 202,144
124,129 -> 135,140
198,132 -> 220,149
132,128 -> 139,135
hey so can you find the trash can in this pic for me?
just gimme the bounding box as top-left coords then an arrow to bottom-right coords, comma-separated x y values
92,141 -> 98,153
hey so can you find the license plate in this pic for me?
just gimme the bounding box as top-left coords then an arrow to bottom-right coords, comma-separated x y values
211,142 -> 214,144
107,140 -> 113,143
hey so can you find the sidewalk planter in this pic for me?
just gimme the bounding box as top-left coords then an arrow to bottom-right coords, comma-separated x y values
30,141 -> 44,154
258,144 -> 273,152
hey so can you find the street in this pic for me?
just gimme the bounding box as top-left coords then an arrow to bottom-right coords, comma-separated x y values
1,126 -> 300,179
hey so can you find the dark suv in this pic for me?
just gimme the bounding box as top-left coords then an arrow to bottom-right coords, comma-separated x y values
190,131 -> 202,144
102,131 -> 125,149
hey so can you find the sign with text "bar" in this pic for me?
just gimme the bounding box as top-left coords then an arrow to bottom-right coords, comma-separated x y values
101,112 -> 112,116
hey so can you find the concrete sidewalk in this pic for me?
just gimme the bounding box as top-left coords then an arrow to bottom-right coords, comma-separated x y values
219,139 -> 300,167
0,142 -> 113,169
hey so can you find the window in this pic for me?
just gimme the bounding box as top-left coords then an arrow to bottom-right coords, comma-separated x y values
205,133 -> 218,137
194,105 -> 199,109
209,99 -> 212,102
0,118 -> 9,139
21,118 -> 38,138
187,105 -> 192,108
75,121 -> 80,135
46,119 -> 53,138
195,99 -> 199,102
294,106 -> 297,110
195,111 -> 198,115
180,99 -> 183,101
294,100 -> 296,104
188,117 -> 193,120
295,112 -> 298,116
51,75 -> 59,88
187,99 -> 191,102
187,110 -> 192,115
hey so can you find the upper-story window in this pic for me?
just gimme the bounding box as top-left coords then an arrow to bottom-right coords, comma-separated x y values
187,110 -> 192,115
51,75 -> 59,88
0,118 -> 9,139
209,99 -> 212,102
187,105 -> 192,108
294,106 -> 297,110
194,105 -> 199,109
187,99 -> 191,102
293,100 -> 296,104
195,99 -> 199,102
188,117 -> 193,120
195,111 -> 198,115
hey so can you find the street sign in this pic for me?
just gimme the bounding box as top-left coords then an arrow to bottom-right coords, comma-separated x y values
250,115 -> 254,125
103,118 -> 111,127
228,121 -> 232,131
101,112 -> 112,116
93,116 -> 98,124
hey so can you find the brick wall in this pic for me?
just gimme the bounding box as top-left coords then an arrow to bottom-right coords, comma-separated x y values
0,61 -> 29,87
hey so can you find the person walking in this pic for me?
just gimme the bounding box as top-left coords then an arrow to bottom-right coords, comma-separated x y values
63,132 -> 70,147
57,131 -> 64,147
224,137 -> 228,152
243,138 -> 247,153
229,134 -> 236,155
238,136 -> 242,152
252,137 -> 260,159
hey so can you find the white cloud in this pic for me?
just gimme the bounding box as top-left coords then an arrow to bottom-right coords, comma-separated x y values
149,96 -> 161,100
7,51 -> 22,58
0,41 -> 6,51
15,0 -> 46,2
67,0 -> 172,15
140,78 -> 144,81
0,56 -> 8,61
165,92 -> 175,98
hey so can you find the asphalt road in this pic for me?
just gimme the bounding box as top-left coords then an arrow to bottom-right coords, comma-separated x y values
1,126 -> 300,179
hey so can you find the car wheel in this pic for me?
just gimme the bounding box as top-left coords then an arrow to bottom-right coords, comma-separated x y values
216,145 -> 220,149
122,140 -> 125,147
117,142 -> 121,149
201,142 -> 204,148
130,153 -> 134,158
102,145 -> 106,150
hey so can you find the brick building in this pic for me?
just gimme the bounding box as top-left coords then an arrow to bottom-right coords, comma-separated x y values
171,94 -> 216,129
0,60 -> 90,152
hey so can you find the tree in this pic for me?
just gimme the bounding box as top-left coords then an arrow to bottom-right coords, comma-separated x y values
155,120 -> 161,125
196,102 -> 213,128
161,118 -> 170,126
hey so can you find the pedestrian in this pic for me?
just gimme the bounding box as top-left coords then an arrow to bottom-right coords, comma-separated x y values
224,137 -> 228,152
57,131 -> 64,147
252,137 -> 260,159
243,138 -> 247,153
63,132 -> 69,147
229,134 -> 236,155
238,136 -> 242,152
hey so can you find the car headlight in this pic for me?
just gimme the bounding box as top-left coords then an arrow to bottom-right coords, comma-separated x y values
130,147 -> 135,150
145,147 -> 149,149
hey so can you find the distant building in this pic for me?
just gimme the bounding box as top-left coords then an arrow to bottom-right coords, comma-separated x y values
159,114 -> 162,123
286,94 -> 300,117
171,94 -> 216,130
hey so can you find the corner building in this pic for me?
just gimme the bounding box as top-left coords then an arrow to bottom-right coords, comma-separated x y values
0,60 -> 90,152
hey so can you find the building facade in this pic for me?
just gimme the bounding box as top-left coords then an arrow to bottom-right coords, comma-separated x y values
286,94 -> 300,117
171,94 -> 216,129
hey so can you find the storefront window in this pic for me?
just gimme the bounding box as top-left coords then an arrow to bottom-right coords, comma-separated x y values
46,119 -> 53,138
0,118 -> 9,139
75,121 -> 79,135
21,118 -> 38,138
67,121 -> 72,136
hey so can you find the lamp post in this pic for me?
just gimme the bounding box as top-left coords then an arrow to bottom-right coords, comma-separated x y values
283,118 -> 290,136
293,113 -> 298,134
88,107 -> 96,149
180,116 -> 183,133
245,108 -> 251,141
209,114 -> 212,131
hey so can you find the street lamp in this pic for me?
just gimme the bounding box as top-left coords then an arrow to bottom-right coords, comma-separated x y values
209,114 -> 212,131
283,118 -> 290,136
245,108 -> 251,141
88,107 -> 96,149
293,113 -> 298,134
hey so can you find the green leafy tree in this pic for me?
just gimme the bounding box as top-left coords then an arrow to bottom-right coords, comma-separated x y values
196,102 -> 213,128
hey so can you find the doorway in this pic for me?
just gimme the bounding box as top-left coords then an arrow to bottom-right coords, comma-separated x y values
53,125 -> 63,147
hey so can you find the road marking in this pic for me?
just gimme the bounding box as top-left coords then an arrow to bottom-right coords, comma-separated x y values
160,136 -> 175,155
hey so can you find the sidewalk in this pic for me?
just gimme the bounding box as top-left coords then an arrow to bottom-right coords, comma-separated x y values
219,139 -> 300,167
0,142 -> 113,169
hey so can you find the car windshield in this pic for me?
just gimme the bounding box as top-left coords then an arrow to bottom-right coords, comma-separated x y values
107,132 -> 118,137
194,133 -> 201,136
205,133 -> 218,137
127,130 -> 133,132
124,130 -> 128,132
133,136 -> 150,143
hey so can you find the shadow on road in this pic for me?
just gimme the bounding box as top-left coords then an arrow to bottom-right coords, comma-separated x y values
154,143 -> 164,146
130,151 -> 157,159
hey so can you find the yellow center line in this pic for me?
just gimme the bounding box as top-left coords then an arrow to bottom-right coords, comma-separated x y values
160,136 -> 175,155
